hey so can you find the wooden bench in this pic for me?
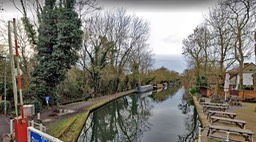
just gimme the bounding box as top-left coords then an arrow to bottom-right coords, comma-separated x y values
203,105 -> 228,113
210,116 -> 246,129
207,110 -> 237,119
207,124 -> 254,141
203,102 -> 229,108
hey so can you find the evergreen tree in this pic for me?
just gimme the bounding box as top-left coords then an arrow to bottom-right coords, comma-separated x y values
55,0 -> 83,69
31,0 -> 83,106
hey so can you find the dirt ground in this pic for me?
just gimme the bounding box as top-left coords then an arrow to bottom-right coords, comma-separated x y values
194,96 -> 256,142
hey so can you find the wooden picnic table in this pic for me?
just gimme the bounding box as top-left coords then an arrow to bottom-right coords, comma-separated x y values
207,124 -> 254,142
203,105 -> 228,113
210,116 -> 247,129
202,102 -> 229,108
207,110 -> 237,119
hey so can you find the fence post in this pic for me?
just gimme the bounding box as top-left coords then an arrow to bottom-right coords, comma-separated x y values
31,120 -> 34,128
10,119 -> 13,134
37,113 -> 40,120
198,127 -> 202,142
226,131 -> 230,142
40,123 -> 43,131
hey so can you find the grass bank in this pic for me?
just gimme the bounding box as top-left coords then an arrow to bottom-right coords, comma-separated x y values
46,90 -> 135,142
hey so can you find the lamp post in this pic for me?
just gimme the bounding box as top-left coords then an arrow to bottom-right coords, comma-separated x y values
0,55 -> 7,114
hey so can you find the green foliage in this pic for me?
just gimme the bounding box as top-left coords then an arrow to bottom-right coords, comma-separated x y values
55,1 -> 83,69
21,17 -> 37,45
195,75 -> 209,88
0,81 -> 13,99
31,0 -> 58,104
189,87 -> 198,95
143,76 -> 155,85
31,0 -> 83,105
148,67 -> 180,84
57,80 -> 84,99
243,86 -> 253,90
33,99 -> 43,112
129,74 -> 139,89
0,101 -> 11,114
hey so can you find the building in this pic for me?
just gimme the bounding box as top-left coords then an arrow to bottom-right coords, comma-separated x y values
228,62 -> 256,90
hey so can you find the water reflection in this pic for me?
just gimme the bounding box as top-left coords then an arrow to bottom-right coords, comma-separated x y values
177,93 -> 200,142
78,87 -> 200,142
78,91 -> 153,142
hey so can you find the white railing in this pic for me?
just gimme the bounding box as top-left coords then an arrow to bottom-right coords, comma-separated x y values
29,120 -> 47,132
10,118 -> 47,135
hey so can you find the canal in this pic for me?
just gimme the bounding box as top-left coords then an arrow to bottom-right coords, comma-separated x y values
77,87 -> 200,142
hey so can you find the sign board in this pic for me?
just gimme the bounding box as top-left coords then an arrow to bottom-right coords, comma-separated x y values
30,130 -> 47,142
28,127 -> 63,142
24,104 -> 35,117
243,73 -> 253,85
224,73 -> 230,92
45,96 -> 50,104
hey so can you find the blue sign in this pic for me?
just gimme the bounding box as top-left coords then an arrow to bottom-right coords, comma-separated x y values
30,131 -> 48,142
45,96 -> 50,104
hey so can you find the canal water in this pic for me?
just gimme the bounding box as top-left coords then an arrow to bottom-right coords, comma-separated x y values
77,87 -> 200,142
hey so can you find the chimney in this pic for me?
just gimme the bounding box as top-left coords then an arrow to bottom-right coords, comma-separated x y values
244,63 -> 249,67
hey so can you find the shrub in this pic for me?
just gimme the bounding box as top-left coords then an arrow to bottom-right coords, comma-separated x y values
189,87 -> 197,95
33,100 -> 43,113
0,101 -> 11,114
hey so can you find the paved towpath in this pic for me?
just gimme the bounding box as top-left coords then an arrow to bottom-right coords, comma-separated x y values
0,114 -> 10,142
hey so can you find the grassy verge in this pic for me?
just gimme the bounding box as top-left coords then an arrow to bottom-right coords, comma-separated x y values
47,90 -> 135,142
47,114 -> 77,138
58,112 -> 89,142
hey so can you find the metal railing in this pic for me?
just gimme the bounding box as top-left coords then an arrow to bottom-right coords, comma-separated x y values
10,119 -> 47,135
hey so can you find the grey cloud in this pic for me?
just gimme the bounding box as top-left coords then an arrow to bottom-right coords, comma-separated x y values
153,54 -> 187,73
99,0 -> 218,10
161,34 -> 182,45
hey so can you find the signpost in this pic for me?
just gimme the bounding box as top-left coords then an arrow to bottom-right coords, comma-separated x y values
45,96 -> 50,106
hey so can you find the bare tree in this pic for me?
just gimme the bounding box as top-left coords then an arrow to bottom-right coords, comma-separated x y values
182,31 -> 204,78
0,19 -> 33,93
205,4 -> 235,95
80,9 -> 152,96
222,0 -> 255,90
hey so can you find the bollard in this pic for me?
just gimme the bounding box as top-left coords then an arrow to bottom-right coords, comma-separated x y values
198,127 -> 202,142
37,113 -> 40,120
226,131 -> 230,142
10,119 -> 13,134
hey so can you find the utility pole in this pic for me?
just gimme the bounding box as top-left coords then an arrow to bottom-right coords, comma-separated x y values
8,20 -> 18,117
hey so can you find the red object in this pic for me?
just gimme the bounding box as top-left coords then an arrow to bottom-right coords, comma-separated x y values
14,116 -> 28,142
21,105 -> 25,119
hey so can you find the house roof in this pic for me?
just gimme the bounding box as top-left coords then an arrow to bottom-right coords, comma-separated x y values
227,62 -> 256,79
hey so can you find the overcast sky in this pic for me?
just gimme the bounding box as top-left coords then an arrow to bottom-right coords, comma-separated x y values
1,0 -> 219,73
99,0 -> 218,73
